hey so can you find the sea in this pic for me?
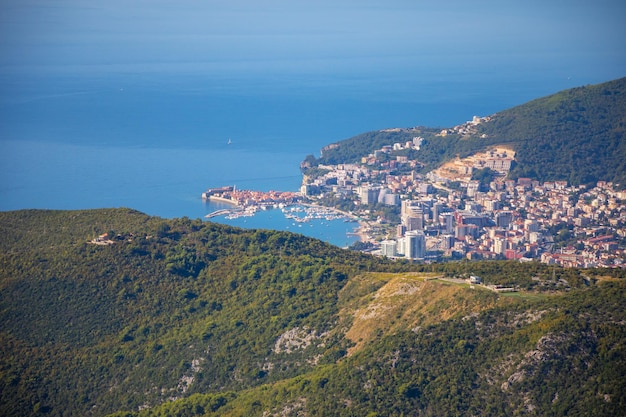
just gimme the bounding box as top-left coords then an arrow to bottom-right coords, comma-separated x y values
0,70 -> 619,247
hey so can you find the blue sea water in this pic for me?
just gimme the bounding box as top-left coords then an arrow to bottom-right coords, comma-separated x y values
0,70 -> 621,246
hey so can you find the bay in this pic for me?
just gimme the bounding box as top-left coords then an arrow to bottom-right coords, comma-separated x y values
0,71 -> 620,247
0,136 -> 361,247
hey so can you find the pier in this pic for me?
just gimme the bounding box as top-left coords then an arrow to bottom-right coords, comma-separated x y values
204,209 -> 235,219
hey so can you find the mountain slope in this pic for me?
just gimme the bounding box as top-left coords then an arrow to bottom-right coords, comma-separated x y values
1,209 -> 625,416
310,77 -> 626,186
115,274 -> 626,417
474,77 -> 626,185
0,209 -> 404,416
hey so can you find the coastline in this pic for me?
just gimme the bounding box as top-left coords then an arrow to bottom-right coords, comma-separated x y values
325,207 -> 371,243
303,202 -> 370,243
208,195 -> 239,206
204,198 -> 362,248
204,188 -> 367,245
355,220 -> 371,243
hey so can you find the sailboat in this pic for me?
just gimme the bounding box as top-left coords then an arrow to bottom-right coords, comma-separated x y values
227,138 -> 232,145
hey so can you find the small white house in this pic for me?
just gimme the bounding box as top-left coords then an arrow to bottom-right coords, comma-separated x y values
469,275 -> 482,284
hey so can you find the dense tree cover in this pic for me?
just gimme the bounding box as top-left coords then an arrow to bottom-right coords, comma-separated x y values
307,77 -> 626,186
120,278 -> 626,417
0,209 -> 409,417
476,77 -> 626,186
1,209 -> 624,417
312,128 -> 440,167
471,167 -> 497,190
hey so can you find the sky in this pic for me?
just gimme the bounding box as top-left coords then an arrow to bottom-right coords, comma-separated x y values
1,0 -> 624,83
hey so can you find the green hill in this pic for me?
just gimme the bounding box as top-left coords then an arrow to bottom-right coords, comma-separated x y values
1,209 -> 625,416
475,77 -> 626,185
310,77 -> 626,186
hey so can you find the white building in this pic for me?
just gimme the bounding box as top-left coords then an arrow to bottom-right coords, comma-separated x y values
405,230 -> 426,260
380,240 -> 397,257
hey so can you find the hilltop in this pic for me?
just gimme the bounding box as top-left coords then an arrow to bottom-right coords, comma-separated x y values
309,77 -> 626,187
1,209 -> 625,416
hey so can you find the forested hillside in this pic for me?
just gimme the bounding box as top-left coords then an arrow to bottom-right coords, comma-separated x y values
122,278 -> 626,417
1,209 -> 625,416
0,209 -> 405,416
309,77 -> 626,186
475,77 -> 626,185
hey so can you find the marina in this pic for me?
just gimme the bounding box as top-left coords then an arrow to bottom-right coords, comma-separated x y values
202,186 -> 361,247
203,185 -> 355,223
205,201 -> 354,223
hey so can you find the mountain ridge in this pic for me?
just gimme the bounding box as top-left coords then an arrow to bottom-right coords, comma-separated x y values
1,209 -> 625,416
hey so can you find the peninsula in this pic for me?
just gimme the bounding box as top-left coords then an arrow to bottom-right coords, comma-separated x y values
203,79 -> 626,269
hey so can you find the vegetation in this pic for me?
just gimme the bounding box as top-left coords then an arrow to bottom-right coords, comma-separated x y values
1,209 -> 625,416
310,127 -> 459,173
308,77 -> 626,187
476,77 -> 626,186
0,209 -> 406,417
471,167 -> 497,189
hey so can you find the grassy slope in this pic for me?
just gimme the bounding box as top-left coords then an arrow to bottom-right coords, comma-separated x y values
121,273 -> 626,417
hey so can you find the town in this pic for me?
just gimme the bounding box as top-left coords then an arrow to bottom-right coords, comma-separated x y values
202,186 -> 303,219
299,120 -> 626,268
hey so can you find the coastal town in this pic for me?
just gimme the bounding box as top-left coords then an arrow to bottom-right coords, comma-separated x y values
202,186 -> 353,223
203,119 -> 626,269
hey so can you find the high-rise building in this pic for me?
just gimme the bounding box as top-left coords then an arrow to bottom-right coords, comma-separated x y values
377,188 -> 389,204
439,213 -> 454,233
484,200 -> 500,212
432,203 -> 443,222
396,236 -> 406,256
493,237 -> 506,255
401,200 -> 421,218
359,186 -> 380,205
405,230 -> 426,260
382,192 -> 400,206
406,211 -> 424,231
524,219 -> 540,232
496,211 -> 514,228
402,200 -> 424,230
442,234 -> 455,250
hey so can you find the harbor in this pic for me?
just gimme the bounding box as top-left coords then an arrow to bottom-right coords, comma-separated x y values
203,186 -> 295,218
202,186 -> 361,247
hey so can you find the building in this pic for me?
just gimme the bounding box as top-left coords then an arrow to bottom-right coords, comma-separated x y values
401,200 -> 421,218
495,211 -> 514,228
382,192 -> 400,206
442,234 -> 455,250
524,219 -> 540,232
439,213 -> 455,233
493,237 -> 506,255
380,240 -> 397,257
432,203 -> 443,221
359,185 -> 380,205
485,158 -> 513,172
469,275 -> 482,284
405,230 -> 426,260
405,211 -> 424,231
